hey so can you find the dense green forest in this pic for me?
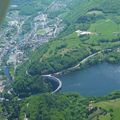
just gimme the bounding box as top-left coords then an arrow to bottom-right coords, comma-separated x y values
2,91 -> 120,120
2,0 -> 120,120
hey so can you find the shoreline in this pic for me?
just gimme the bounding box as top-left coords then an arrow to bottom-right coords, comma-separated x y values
53,49 -> 112,76
14,47 -> 118,95
42,49 -> 113,94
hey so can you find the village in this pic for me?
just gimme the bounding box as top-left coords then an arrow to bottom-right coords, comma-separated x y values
0,4 -> 65,94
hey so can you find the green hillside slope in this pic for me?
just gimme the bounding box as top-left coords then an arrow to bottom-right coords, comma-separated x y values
3,0 -> 120,120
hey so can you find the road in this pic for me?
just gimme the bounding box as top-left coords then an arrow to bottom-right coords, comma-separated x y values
42,74 -> 62,94
42,50 -> 105,94
34,49 -> 112,94
54,49 -> 112,75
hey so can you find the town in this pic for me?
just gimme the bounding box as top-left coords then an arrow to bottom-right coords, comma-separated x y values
0,2 -> 65,93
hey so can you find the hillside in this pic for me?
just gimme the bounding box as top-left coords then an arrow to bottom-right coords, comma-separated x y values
13,0 -> 120,102
2,0 -> 120,120
18,93 -> 120,120
93,99 -> 120,120
15,0 -> 120,78
19,94 -> 89,120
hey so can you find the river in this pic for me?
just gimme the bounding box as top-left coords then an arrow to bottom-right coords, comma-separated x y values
4,66 -> 12,81
59,63 -> 120,96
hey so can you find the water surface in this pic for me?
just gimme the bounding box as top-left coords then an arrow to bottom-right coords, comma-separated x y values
4,66 -> 12,81
59,63 -> 120,96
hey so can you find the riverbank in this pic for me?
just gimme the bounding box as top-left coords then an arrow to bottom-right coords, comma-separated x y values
4,66 -> 13,81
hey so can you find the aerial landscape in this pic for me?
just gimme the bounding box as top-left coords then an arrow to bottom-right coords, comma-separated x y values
1,0 -> 120,119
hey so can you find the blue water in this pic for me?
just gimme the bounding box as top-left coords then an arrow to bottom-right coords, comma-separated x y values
4,66 -> 12,81
59,63 -> 120,96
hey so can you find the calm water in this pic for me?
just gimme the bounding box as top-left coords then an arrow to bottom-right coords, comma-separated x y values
59,63 -> 120,96
4,66 -> 12,81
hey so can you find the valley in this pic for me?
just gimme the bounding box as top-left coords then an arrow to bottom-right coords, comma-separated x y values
1,0 -> 120,120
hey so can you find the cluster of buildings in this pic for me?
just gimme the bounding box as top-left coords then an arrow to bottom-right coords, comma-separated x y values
0,3 -> 65,94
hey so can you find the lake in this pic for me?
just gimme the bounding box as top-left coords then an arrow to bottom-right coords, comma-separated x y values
59,63 -> 120,96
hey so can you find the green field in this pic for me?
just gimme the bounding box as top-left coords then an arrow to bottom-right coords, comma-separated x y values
36,28 -> 48,35
89,19 -> 120,41
94,99 -> 120,120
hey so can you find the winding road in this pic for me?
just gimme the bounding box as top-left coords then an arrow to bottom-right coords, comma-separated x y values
42,74 -> 62,94
54,49 -> 112,76
26,49 -> 113,94
42,49 -> 112,93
